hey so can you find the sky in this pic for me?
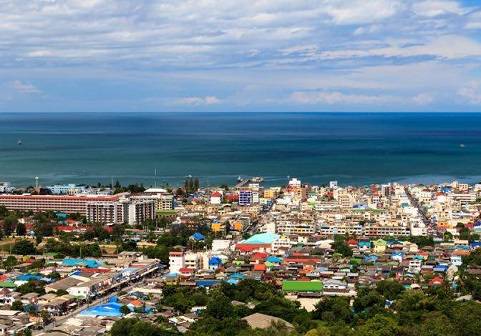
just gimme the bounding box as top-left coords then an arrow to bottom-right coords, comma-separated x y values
1,0 -> 481,112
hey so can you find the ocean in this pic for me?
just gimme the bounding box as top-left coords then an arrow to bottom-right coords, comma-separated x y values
1,112 -> 481,187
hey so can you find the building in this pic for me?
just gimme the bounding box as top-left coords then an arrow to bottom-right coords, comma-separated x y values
0,182 -> 15,193
210,192 -> 222,205
134,192 -> 174,212
239,190 -> 253,206
0,194 -> 121,215
169,251 -> 185,273
46,184 -> 87,195
86,201 -> 125,225
125,199 -> 156,225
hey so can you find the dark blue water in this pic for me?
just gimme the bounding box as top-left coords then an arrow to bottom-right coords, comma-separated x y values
0,112 -> 480,187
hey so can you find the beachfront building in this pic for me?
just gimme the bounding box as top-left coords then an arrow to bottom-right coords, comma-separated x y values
86,201 -> 125,225
46,184 -> 88,195
0,194 -> 121,214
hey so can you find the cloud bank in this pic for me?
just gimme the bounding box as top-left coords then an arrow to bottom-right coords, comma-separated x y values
1,0 -> 481,111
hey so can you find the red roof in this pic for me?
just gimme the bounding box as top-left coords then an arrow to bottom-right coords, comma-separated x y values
0,194 -> 119,201
55,225 -> 87,232
347,239 -> 358,246
211,192 -> 222,197
179,267 -> 194,273
236,243 -> 270,252
251,252 -> 268,260
253,264 -> 267,272
429,276 -> 444,286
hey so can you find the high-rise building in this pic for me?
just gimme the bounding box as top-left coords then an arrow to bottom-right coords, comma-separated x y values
239,190 -> 253,206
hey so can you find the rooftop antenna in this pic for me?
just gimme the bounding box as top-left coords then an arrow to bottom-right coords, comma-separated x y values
35,176 -> 39,189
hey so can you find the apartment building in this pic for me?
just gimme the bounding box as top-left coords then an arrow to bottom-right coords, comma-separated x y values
0,194 -> 121,214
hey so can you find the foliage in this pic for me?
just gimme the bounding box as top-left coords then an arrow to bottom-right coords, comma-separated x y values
16,222 -> 27,236
17,280 -> 46,295
120,305 -> 131,315
331,236 -> 353,257
3,214 -> 18,236
12,239 -> 37,255
12,300 -> 24,311
312,297 -> 353,324
161,286 -> 209,313
110,318 -> 179,336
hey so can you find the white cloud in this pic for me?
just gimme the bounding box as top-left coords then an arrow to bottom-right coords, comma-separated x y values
317,35 -> 481,60
458,81 -> 481,104
10,80 -> 40,94
290,91 -> 392,105
412,1 -> 466,17
1,1 -> 481,111
322,0 -> 403,24
412,93 -> 434,105
175,96 -> 221,106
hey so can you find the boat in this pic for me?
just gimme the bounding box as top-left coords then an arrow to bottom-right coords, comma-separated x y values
460,144 -> 465,148
17,139 -> 22,145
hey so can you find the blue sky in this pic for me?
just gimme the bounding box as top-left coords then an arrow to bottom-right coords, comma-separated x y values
2,0 -> 481,112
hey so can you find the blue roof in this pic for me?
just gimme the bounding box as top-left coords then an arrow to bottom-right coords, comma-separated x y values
243,233 -> 279,244
364,255 -> 378,262
62,258 -> 102,268
434,265 -> 448,272
79,297 -> 127,317
209,256 -> 222,266
229,272 -> 245,279
470,241 -> 481,249
190,232 -> 205,241
196,280 -> 219,288
266,256 -> 282,263
16,274 -> 42,282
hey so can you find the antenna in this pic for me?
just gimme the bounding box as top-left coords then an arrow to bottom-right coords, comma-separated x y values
35,176 -> 39,189
154,168 -> 157,188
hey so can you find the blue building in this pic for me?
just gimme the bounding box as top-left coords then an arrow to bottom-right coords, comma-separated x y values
239,190 -> 253,206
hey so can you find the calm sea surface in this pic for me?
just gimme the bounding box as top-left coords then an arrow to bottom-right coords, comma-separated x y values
1,112 -> 481,187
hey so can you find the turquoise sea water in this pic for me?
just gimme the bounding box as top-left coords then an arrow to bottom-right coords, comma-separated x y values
0,112 -> 481,187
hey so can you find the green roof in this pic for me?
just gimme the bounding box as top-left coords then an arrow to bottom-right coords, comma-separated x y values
282,280 -> 323,292
0,281 -> 16,289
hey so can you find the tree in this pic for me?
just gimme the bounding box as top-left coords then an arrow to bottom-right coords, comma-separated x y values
3,255 -> 18,270
12,300 -> 24,311
331,235 -> 353,257
3,214 -> 18,236
16,222 -> 27,236
120,305 -> 131,315
443,231 -> 453,241
110,318 -> 178,336
0,206 -> 8,218
450,301 -> 481,336
416,311 -> 457,336
356,314 -> 399,336
312,297 -> 353,324
12,239 -> 37,255
206,292 -> 234,319
193,177 -> 200,191
375,280 -> 404,300
49,271 -> 61,281
459,227 -> 471,241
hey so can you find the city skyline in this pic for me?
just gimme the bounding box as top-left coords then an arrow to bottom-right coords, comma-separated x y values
1,0 -> 481,112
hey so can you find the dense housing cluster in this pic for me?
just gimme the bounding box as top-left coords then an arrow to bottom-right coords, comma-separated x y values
0,178 -> 481,335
